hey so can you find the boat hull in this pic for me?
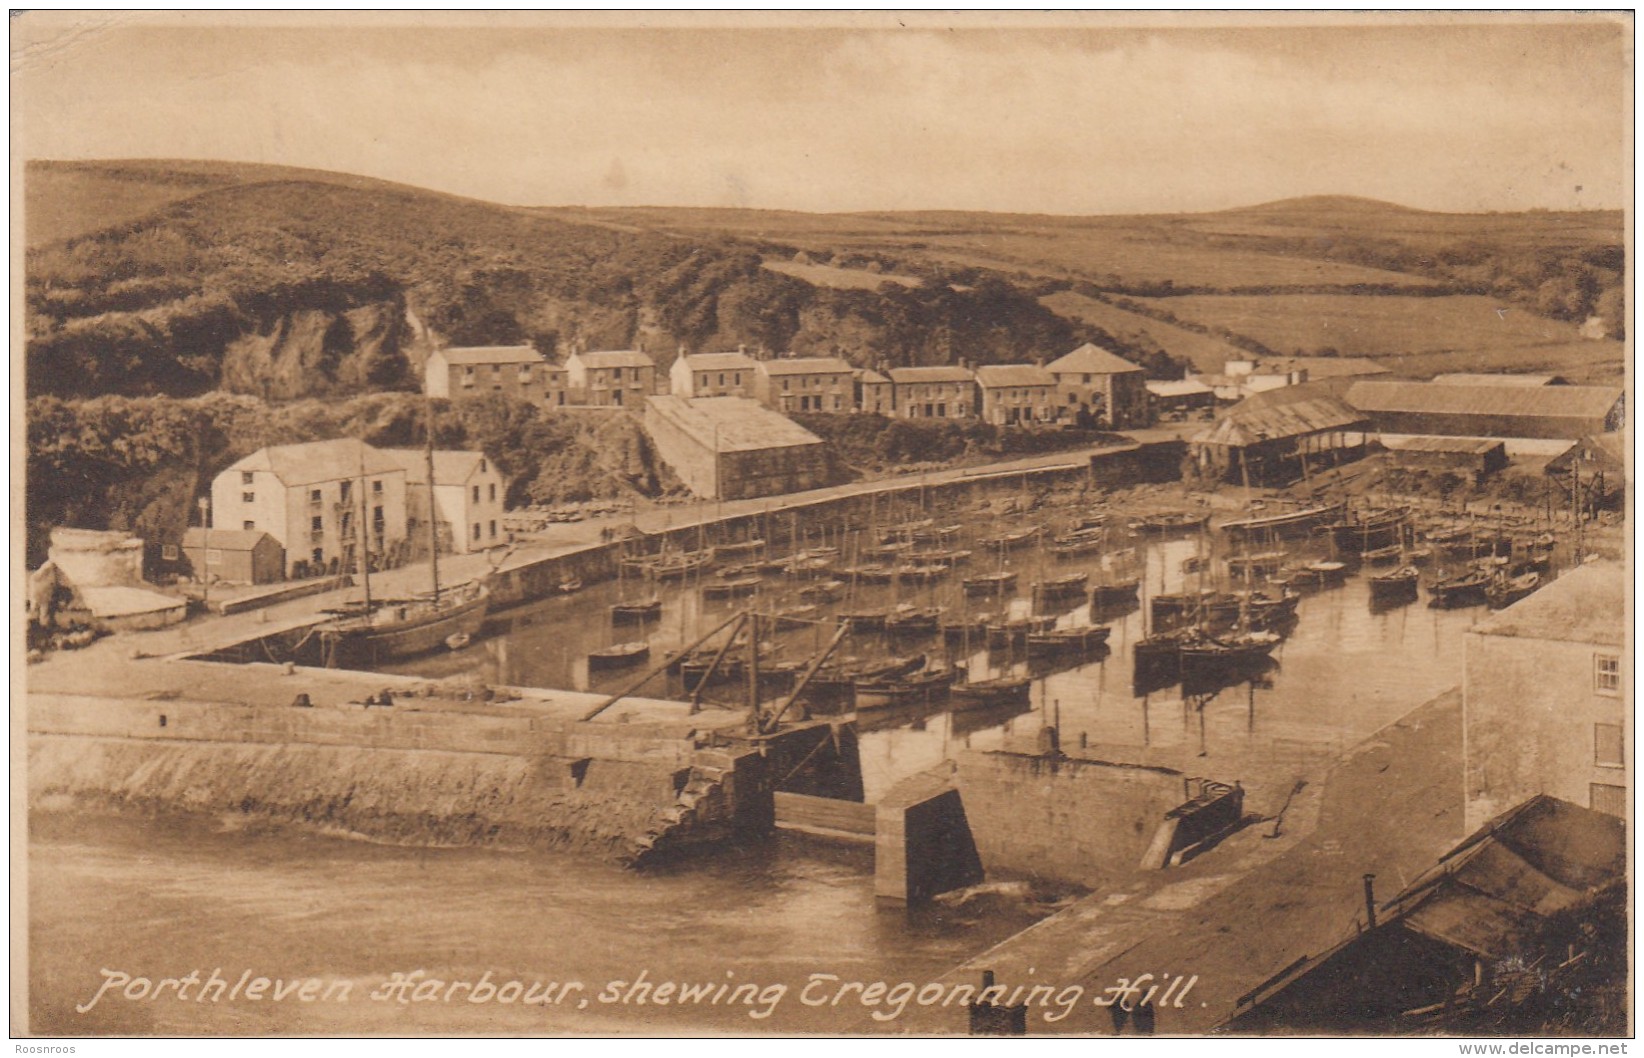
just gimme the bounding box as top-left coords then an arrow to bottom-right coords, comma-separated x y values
321,586 -> 489,664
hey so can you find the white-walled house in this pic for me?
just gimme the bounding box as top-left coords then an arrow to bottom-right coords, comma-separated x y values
382,449 -> 507,555
213,439 -> 408,577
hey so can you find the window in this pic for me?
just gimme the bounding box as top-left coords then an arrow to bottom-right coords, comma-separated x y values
310,488 -> 323,504
1083,373 -> 1092,384
240,471 -> 254,486
312,548 -> 324,566
372,479 -> 382,494
488,483 -> 497,502
1596,654 -> 1620,695
243,520 -> 255,531
479,458 -> 487,472
782,379 -> 790,392
372,506 -> 384,529
734,373 -> 742,386
473,523 -> 482,541
162,544 -> 179,561
472,485 -> 481,504
558,392 -> 566,406
462,367 -> 475,388
311,516 -> 323,532
489,520 -> 497,538
340,512 -> 353,537
1595,723 -> 1624,767
492,364 -> 502,375
519,365 -> 532,380
1590,782 -> 1627,819
242,492 -> 255,503
339,480 -> 352,504
718,373 -> 726,386
699,374 -> 708,388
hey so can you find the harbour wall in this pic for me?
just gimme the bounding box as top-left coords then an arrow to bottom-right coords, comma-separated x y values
954,749 -> 1206,885
482,440 -> 1179,615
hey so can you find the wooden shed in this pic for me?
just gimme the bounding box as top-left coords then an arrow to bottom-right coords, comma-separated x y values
181,527 -> 285,585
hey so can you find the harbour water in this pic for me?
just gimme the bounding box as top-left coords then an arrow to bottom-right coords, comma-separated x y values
31,495 -> 1507,1035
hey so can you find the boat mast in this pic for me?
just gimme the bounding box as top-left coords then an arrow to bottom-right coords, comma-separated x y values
424,392 -> 442,604
356,447 -> 373,613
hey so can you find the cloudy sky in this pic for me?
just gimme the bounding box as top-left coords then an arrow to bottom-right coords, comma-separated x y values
13,12 -> 1632,214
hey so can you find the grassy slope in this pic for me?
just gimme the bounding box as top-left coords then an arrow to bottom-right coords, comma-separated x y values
760,258 -> 922,290
1037,290 -> 1252,373
1152,293 -> 1625,380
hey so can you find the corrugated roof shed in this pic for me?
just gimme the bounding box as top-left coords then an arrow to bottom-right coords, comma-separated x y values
1147,379 -> 1214,398
1046,343 -> 1144,376
680,352 -> 759,372
379,449 -> 487,486
1381,436 -> 1504,455
182,528 -> 273,551
1384,795 -> 1625,960
436,345 -> 545,366
1192,383 -> 1368,447
574,349 -> 655,369
226,439 -> 404,486
1545,432 -> 1626,475
975,364 -> 1055,388
1431,373 -> 1563,387
1469,561 -> 1624,647
759,356 -> 854,376
888,365 -> 974,384
1254,356 -> 1389,379
646,396 -> 823,453
1346,381 -> 1623,420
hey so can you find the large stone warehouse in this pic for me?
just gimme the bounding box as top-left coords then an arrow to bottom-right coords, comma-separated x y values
1344,380 -> 1624,441
642,395 -> 832,501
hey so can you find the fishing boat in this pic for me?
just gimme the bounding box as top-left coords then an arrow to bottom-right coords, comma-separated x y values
714,538 -> 767,558
1221,501 -> 1347,542
702,575 -> 762,599
797,579 -> 846,602
985,614 -> 1057,648
1032,571 -> 1090,602
1368,565 -> 1420,603
1517,533 -> 1556,572
1025,624 -> 1111,656
587,640 -> 651,669
839,564 -> 896,585
781,555 -> 837,578
1486,570 -> 1541,609
836,608 -> 890,632
940,612 -> 994,642
317,405 -> 490,665
1130,511 -> 1210,534
1361,543 -> 1404,565
1328,506 -> 1410,554
854,664 -> 955,711
610,597 -> 663,623
962,570 -> 1017,596
716,560 -> 768,579
908,547 -> 971,567
1226,551 -> 1288,579
812,652 -> 926,696
1179,629 -> 1283,667
891,563 -> 950,584
1298,559 -> 1348,585
771,604 -> 821,631
978,525 -> 1042,550
880,518 -> 935,543
884,603 -> 944,636
1427,568 -> 1490,608
863,540 -> 915,560
950,675 -> 1032,709
1150,589 -> 1228,625
649,550 -> 714,580
1090,579 -> 1141,607
1047,528 -> 1105,558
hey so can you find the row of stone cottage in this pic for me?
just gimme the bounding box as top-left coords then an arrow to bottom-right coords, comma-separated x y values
424,342 -> 1154,429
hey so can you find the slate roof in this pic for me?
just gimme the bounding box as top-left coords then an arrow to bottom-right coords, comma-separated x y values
1046,343 -> 1144,376
646,396 -> 823,452
679,352 -> 760,372
435,345 -> 544,366
888,366 -> 975,384
1468,561 -> 1625,647
182,528 -> 275,551
1431,373 -> 1563,387
975,364 -> 1056,389
225,439 -> 404,487
573,350 -> 655,369
1192,383 -> 1369,447
759,356 -> 854,376
379,449 -> 489,486
1346,381 -> 1623,421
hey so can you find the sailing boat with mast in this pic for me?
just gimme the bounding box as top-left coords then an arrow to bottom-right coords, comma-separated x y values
317,409 -> 490,665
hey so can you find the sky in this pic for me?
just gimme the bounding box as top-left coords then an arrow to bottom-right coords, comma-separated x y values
11,12 -> 1633,215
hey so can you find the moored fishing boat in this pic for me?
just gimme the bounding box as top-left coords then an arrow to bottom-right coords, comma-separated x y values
853,664 -> 955,711
1368,565 -> 1419,603
587,639 -> 650,669
1090,579 -> 1141,607
713,538 -> 767,558
884,603 -> 944,636
1361,543 -> 1404,565
1047,528 -> 1105,557
797,579 -> 846,602
940,612 -> 994,642
649,550 -> 714,580
1130,511 -> 1210,534
702,575 -> 762,599
836,608 -> 890,632
1178,628 -> 1283,667
978,525 -> 1043,550
1025,623 -> 1111,656
1485,570 -> 1541,609
985,614 -> 1056,648
962,570 -> 1017,595
1221,501 -> 1346,542
1032,571 -> 1090,601
319,581 -> 491,665
1327,506 -> 1410,554
610,597 -> 662,623
949,675 -> 1032,709
1427,567 -> 1490,608
1226,551 -> 1288,579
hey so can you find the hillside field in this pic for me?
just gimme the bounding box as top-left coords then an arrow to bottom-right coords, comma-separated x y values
1152,293 -> 1625,381
1037,290 -> 1252,373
